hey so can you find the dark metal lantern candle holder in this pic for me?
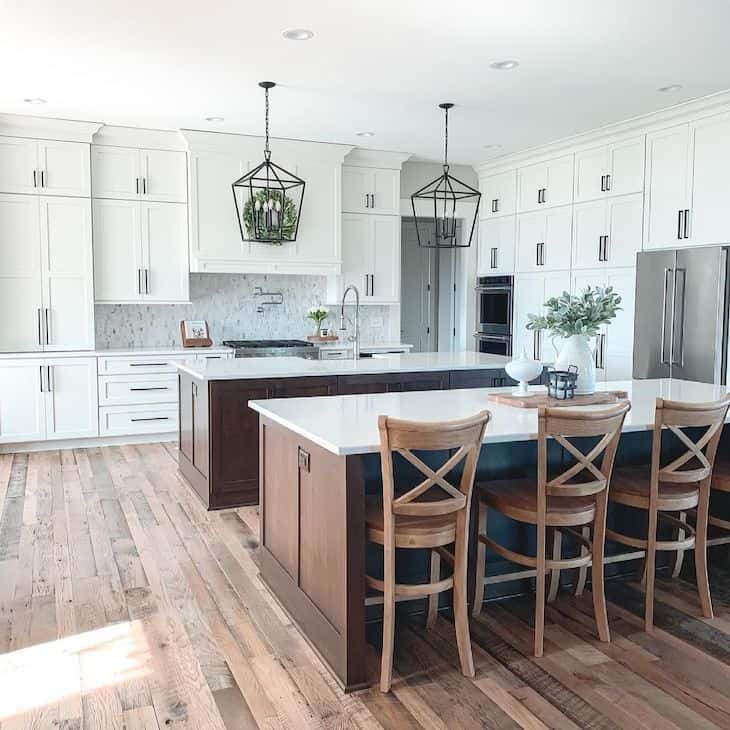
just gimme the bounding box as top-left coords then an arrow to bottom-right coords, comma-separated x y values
547,366 -> 579,400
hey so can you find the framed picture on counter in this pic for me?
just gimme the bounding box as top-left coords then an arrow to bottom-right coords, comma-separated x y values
180,320 -> 212,347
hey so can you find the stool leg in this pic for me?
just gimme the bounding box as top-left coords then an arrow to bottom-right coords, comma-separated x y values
453,511 -> 475,678
592,495 -> 610,643
671,510 -> 687,578
575,526 -> 590,597
472,501 -> 487,617
380,542 -> 396,692
645,507 -> 659,632
695,486 -> 713,619
548,529 -> 562,603
535,522 -> 547,657
427,550 -> 440,629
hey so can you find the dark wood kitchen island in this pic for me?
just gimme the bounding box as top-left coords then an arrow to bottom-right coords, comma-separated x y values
175,351 -> 531,509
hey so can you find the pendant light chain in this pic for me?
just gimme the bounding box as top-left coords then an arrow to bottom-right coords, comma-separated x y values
264,85 -> 271,160
443,104 -> 449,171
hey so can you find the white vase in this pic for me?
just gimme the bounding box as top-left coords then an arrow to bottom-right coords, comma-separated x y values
553,334 -> 596,395
505,347 -> 544,396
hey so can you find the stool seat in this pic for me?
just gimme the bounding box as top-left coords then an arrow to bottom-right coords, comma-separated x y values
478,478 -> 597,527
610,466 -> 700,511
366,496 -> 457,548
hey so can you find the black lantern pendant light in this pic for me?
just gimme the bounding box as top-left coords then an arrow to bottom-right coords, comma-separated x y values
232,81 -> 305,245
410,103 -> 481,248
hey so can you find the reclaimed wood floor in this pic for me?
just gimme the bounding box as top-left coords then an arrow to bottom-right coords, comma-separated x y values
1,445 -> 729,729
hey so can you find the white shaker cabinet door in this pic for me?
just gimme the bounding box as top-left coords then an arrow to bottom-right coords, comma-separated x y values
480,170 -> 517,219
371,214 -> 400,302
607,137 -> 645,197
517,162 -> 546,213
0,194 -> 43,352
574,146 -> 608,204
371,168 -> 400,215
515,211 -> 544,273
0,360 -> 46,443
688,112 -> 730,246
342,166 -> 373,214
572,199 -> 606,270
44,357 -> 99,440
542,205 -> 573,271
142,149 -> 187,203
141,202 -> 189,302
0,136 -> 38,195
604,193 -> 642,268
93,199 -> 143,302
644,124 -> 691,250
341,213 -> 372,294
38,140 -> 90,197
478,216 -> 516,274
40,196 -> 94,350
92,146 -> 141,200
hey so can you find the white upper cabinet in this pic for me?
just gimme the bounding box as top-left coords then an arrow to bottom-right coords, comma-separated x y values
342,166 -> 400,215
0,194 -> 43,352
477,216 -> 516,274
186,132 -> 351,274
687,112 -> 730,246
0,193 -> 93,353
516,205 -> 572,273
0,136 -> 90,197
517,154 -> 573,212
479,170 -> 517,219
339,213 -> 399,303
93,198 -> 188,303
572,193 -> 642,270
39,196 -> 94,349
644,124 -> 691,250
573,137 -> 644,203
92,146 -> 187,203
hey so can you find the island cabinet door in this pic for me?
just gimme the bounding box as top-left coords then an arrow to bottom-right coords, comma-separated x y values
270,376 -> 338,398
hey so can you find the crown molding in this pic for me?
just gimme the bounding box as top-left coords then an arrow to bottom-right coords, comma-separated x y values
477,88 -> 730,176
93,125 -> 187,151
344,148 -> 412,169
0,113 -> 102,143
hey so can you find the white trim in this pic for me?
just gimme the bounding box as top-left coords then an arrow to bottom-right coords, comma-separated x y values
191,257 -> 341,276
0,432 -> 176,454
0,113 -> 102,143
477,89 -> 730,175
92,124 -> 188,151
343,148 -> 411,169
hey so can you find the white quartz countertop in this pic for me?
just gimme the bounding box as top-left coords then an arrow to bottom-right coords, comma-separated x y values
0,346 -> 234,360
175,351 -> 513,381
249,379 -> 730,456
316,343 -> 414,352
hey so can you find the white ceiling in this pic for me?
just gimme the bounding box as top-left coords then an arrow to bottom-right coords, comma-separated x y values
2,0 -> 730,165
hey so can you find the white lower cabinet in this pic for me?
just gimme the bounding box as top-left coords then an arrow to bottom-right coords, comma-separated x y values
512,271 -> 571,361
98,403 -> 178,437
98,373 -> 178,406
44,358 -> 98,439
0,356 -> 98,443
571,268 -> 636,381
0,360 -> 47,442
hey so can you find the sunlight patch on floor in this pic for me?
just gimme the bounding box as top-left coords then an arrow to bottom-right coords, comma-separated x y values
0,620 -> 152,720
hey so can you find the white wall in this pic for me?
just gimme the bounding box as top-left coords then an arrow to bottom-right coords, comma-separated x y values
400,160 -> 478,196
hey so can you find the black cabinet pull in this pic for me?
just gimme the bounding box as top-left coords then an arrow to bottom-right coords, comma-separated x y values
491,198 -> 499,213
490,247 -> 498,269
129,362 -> 168,367
605,174 -> 611,191
129,386 -> 170,391
683,209 -> 690,239
677,210 -> 683,240
33,170 -> 38,188
600,175 -> 605,192
131,416 -> 170,422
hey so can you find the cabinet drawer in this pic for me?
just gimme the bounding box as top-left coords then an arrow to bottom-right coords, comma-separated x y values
99,403 -> 178,436
98,373 -> 178,406
319,349 -> 352,360
97,354 -> 189,375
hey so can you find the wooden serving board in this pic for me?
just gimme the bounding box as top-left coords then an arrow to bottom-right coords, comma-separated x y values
488,390 -> 629,409
307,335 -> 340,342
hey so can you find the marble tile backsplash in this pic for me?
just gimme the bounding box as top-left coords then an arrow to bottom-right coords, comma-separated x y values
94,273 -> 395,349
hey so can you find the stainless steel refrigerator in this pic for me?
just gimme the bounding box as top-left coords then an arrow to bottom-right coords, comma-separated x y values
633,247 -> 729,384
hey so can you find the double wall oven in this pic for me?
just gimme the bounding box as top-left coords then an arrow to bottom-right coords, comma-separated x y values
475,275 -> 514,356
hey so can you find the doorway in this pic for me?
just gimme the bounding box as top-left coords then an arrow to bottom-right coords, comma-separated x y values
400,217 -> 461,352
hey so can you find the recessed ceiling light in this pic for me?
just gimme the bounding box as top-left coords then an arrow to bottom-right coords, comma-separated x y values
658,84 -> 683,93
23,97 -> 47,105
356,131 -> 375,137
490,60 -> 519,71
282,28 -> 314,41
205,116 -> 224,122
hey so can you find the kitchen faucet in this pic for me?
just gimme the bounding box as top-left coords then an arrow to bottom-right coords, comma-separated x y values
339,285 -> 361,361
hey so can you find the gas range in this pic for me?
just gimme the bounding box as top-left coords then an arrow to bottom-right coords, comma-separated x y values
222,339 -> 318,360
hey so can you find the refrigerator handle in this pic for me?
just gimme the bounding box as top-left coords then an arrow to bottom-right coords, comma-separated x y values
660,267 -> 672,365
672,268 -> 687,366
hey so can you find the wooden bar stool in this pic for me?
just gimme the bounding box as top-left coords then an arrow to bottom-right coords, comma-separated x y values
366,411 -> 490,692
607,396 -> 730,632
472,402 -> 630,657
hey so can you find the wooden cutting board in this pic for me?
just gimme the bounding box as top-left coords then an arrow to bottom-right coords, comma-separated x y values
488,390 -> 629,409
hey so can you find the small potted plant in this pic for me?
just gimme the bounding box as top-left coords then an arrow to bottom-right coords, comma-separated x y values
307,305 -> 329,338
527,286 -> 622,394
